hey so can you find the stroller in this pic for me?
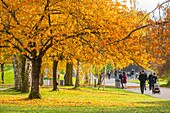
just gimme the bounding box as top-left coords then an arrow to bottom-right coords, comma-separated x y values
152,83 -> 161,94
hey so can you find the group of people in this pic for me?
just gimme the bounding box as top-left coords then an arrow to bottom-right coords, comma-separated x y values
118,71 -> 127,89
117,70 -> 158,94
138,70 -> 158,94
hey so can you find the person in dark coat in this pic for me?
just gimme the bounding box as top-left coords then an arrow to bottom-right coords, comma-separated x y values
138,70 -> 147,94
148,72 -> 153,90
119,71 -> 124,89
122,72 -> 127,89
151,73 -> 158,92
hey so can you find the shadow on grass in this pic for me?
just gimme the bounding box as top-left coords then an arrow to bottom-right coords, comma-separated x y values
0,88 -> 28,95
55,86 -> 129,96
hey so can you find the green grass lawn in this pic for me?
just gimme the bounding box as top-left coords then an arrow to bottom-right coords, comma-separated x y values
0,64 -> 14,85
0,86 -> 169,113
0,69 -> 14,85
128,78 -> 168,87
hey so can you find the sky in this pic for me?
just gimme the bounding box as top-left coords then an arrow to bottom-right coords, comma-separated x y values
136,0 -> 165,12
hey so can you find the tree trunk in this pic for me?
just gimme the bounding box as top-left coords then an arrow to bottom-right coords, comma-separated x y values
25,59 -> 31,92
97,73 -> 102,85
12,54 -> 21,91
65,62 -> 73,86
39,74 -> 43,86
1,63 -> 4,84
97,71 -> 102,90
103,66 -> 107,90
75,60 -> 80,88
84,72 -> 88,86
52,59 -> 59,91
12,55 -> 17,88
28,58 -> 42,99
20,55 -> 29,93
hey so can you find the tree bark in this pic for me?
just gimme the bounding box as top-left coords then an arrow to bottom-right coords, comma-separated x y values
75,60 -> 80,88
52,59 -> 59,91
65,62 -> 73,86
28,58 -> 42,99
97,73 -> 102,85
97,72 -> 102,90
84,72 -> 88,86
12,54 -> 22,91
1,63 -> 4,84
13,55 -> 18,89
25,59 -> 31,92
20,55 -> 29,93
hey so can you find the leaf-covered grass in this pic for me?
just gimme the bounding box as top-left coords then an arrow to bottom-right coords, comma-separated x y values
0,86 -> 169,113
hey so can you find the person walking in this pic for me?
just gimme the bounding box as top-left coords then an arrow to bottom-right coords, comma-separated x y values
148,72 -> 153,90
138,70 -> 147,94
122,72 -> 127,89
151,73 -> 158,92
119,71 -> 124,89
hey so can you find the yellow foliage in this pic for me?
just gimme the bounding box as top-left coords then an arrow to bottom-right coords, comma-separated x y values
1,0 -> 168,74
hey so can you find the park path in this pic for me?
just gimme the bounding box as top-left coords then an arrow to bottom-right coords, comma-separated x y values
105,78 -> 170,100
0,88 -> 8,90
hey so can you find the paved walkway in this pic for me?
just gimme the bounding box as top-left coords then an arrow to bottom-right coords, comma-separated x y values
0,88 -> 8,90
105,78 -> 170,100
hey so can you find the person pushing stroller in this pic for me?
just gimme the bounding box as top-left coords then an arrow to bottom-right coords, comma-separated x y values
151,73 -> 160,94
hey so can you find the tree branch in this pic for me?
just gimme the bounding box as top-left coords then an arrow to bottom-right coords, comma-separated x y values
139,0 -> 170,24
0,45 -> 10,48
31,0 -> 49,32
1,0 -> 20,25
5,39 -> 31,60
115,20 -> 170,43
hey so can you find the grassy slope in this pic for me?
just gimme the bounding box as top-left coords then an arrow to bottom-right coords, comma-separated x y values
0,87 -> 169,113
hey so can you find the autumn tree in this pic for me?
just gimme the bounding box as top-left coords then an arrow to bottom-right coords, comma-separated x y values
0,0 -> 59,98
1,0 -> 169,99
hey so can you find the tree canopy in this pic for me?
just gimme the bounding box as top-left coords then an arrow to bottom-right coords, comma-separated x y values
0,0 -> 170,98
